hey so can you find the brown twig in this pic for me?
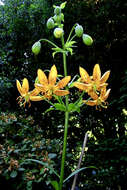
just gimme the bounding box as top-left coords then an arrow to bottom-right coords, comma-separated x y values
71,133 -> 88,190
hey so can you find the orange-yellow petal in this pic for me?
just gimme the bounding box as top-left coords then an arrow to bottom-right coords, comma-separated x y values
93,64 -> 101,81
74,82 -> 91,91
56,76 -> 71,89
101,88 -> 111,101
38,69 -> 48,85
100,71 -> 110,84
16,80 -> 23,96
22,78 -> 29,93
30,88 -> 40,96
54,90 -> 69,96
48,65 -> 57,86
30,96 -> 44,101
83,100 -> 97,106
88,91 -> 98,100
35,83 -> 47,92
79,67 -> 91,83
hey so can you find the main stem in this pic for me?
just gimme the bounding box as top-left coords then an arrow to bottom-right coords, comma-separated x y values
59,36 -> 69,190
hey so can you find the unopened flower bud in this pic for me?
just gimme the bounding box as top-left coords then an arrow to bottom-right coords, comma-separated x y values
82,34 -> 93,46
46,18 -> 55,29
75,24 -> 83,37
54,6 -> 61,15
32,41 -> 41,55
53,28 -> 64,38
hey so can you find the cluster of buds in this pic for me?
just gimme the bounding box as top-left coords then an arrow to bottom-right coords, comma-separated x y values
31,1 -> 93,57
46,4 -> 65,39
75,24 -> 93,46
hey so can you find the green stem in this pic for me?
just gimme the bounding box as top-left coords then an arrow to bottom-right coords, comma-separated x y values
59,36 -> 69,190
66,24 -> 77,42
59,111 -> 69,190
39,38 -> 59,48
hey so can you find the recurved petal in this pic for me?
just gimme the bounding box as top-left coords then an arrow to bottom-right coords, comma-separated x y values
30,96 -> 44,101
88,91 -> 98,100
56,76 -> 71,89
48,65 -> 57,86
30,88 -> 40,96
79,67 -> 91,83
83,100 -> 97,106
101,88 -> 111,101
93,64 -> 101,81
35,83 -> 47,92
54,90 -> 69,96
16,80 -> 23,95
73,82 -> 91,91
100,71 -> 110,84
38,69 -> 48,85
22,78 -> 29,93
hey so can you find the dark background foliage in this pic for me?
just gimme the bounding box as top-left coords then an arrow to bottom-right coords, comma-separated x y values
0,0 -> 127,189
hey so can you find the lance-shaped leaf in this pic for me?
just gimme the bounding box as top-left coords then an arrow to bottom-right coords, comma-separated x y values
51,181 -> 59,190
63,166 -> 97,183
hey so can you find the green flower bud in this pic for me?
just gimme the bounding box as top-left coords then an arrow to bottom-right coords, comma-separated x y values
53,28 -> 64,38
82,34 -> 93,46
53,15 -> 62,23
32,41 -> 41,55
75,24 -> 83,37
54,6 -> 61,15
46,18 -> 55,29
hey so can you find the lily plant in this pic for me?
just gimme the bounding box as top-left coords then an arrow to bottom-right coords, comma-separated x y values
16,2 -> 111,190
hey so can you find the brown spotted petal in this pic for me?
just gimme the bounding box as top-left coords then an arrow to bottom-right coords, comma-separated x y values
38,69 -> 48,85
93,64 -> 101,81
88,91 -> 98,100
101,88 -> 111,101
30,96 -> 43,101
54,90 -> 69,96
79,67 -> 91,83
100,71 -> 110,84
16,80 -> 23,96
56,76 -> 71,89
22,78 -> 29,93
48,65 -> 57,86
35,83 -> 47,93
83,100 -> 97,106
30,88 -> 40,96
74,82 -> 91,91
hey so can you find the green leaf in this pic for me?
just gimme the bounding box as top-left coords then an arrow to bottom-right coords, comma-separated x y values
10,170 -> 18,178
65,41 -> 76,48
68,102 -> 81,113
51,181 -> 59,190
64,166 -> 97,183
54,103 -> 66,111
60,2 -> 67,9
24,159 -> 60,178
66,48 -> 73,55
53,5 -> 57,8
52,47 -> 66,58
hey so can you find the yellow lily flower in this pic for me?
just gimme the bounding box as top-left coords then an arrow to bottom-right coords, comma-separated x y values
74,64 -> 110,93
84,87 -> 111,109
16,78 -> 43,107
35,65 -> 71,100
